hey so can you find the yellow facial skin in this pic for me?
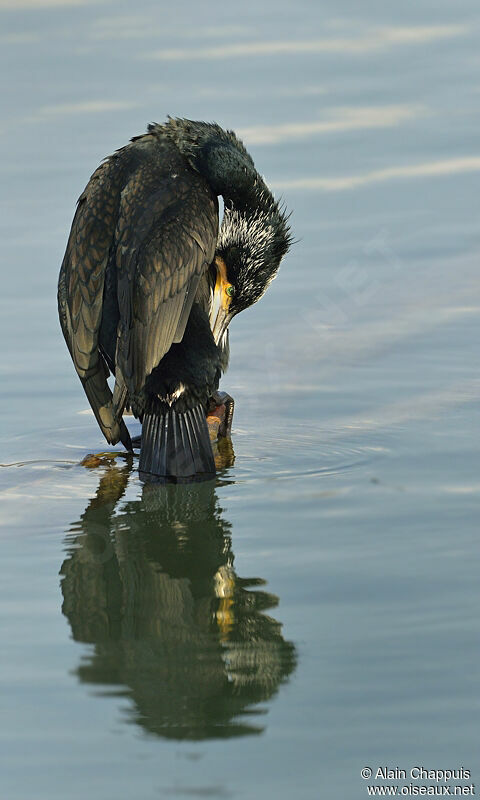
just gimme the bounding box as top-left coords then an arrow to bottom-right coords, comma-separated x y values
214,256 -> 234,311
209,256 -> 235,344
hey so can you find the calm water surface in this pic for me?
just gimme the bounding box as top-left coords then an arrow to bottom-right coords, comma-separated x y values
1,1 -> 479,798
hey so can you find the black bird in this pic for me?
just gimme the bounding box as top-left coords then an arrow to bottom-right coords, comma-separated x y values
58,118 -> 291,481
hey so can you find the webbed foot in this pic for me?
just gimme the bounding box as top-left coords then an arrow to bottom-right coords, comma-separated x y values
209,391 -> 235,438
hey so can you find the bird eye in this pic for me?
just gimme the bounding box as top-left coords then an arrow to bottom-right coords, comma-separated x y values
225,285 -> 235,297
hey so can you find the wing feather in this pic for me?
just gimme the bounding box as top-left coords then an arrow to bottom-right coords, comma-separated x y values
114,168 -> 218,402
58,157 -> 131,446
59,139 -> 218,439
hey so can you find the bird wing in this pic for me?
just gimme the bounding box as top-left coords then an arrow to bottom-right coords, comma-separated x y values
113,166 -> 218,410
58,156 -> 131,446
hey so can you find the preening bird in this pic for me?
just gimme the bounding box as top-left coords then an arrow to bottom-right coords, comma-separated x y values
58,118 -> 291,481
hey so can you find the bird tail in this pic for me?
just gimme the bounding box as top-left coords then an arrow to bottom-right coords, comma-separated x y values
139,404 -> 215,482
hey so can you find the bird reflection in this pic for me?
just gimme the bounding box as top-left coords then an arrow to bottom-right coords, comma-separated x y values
60,458 -> 296,740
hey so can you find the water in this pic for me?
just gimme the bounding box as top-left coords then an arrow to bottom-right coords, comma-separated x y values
1,1 -> 480,798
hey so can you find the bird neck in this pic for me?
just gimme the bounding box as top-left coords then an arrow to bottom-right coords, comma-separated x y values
160,117 -> 273,214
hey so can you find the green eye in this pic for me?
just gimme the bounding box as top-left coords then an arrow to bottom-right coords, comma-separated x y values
225,285 -> 235,297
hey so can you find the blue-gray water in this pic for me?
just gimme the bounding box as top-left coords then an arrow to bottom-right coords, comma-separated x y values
1,2 -> 479,798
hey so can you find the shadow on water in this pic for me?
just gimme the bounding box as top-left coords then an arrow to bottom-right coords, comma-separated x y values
59,457 -> 296,740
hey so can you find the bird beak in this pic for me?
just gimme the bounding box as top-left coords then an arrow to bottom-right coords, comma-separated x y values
209,256 -> 234,345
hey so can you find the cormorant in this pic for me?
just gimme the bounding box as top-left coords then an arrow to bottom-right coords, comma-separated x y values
58,118 -> 291,481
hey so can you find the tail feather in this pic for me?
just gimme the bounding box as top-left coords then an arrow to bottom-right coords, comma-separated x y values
139,404 -> 215,482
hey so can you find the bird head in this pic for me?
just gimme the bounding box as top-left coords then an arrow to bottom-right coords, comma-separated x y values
162,117 -> 292,342
209,199 -> 292,345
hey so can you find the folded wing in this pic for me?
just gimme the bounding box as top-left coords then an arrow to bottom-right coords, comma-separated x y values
58,157 -> 131,446
113,166 -> 218,416
59,144 -> 218,445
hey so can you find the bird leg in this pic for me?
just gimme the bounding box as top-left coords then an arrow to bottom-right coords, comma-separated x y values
208,391 -> 235,438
